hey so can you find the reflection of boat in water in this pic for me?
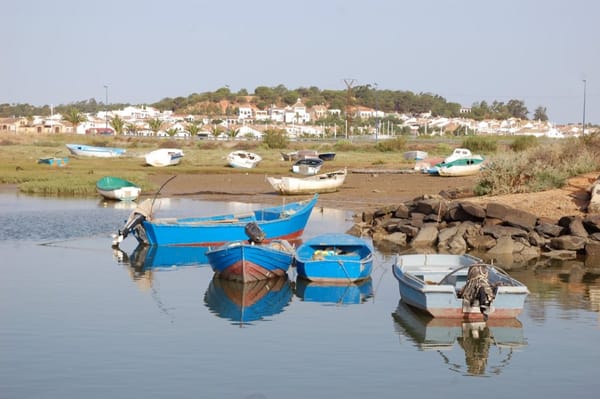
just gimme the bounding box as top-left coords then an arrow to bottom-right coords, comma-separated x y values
295,277 -> 373,304
204,276 -> 293,326
116,244 -> 210,277
392,301 -> 527,376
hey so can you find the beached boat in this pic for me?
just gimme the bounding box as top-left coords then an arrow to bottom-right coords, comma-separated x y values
295,277 -> 373,304
318,152 -> 336,161
227,150 -> 262,168
204,276 -> 293,326
281,150 -> 318,161
437,156 -> 485,177
291,157 -> 324,175
113,194 -> 319,247
392,253 -> 529,320
96,176 -> 141,201
37,157 -> 69,167
403,150 -> 428,161
267,168 -> 347,195
206,236 -> 295,282
295,234 -> 374,283
145,148 -> 184,167
66,143 -> 126,158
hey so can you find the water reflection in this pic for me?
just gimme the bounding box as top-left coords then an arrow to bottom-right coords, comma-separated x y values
392,301 -> 526,376
294,277 -> 374,305
204,276 -> 293,327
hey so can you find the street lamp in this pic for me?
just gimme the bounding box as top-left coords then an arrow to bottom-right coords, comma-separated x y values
104,85 -> 109,129
373,83 -> 379,142
582,79 -> 587,135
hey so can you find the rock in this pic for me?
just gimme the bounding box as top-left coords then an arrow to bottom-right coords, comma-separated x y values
411,224 -> 439,248
569,217 -> 589,238
549,235 -> 587,251
460,201 -> 487,219
588,181 -> 600,213
487,235 -> 514,256
503,208 -> 538,231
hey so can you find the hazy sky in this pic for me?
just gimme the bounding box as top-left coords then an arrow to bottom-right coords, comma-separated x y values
2,0 -> 598,124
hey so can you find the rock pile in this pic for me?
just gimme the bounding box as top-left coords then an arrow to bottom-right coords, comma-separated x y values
350,185 -> 600,269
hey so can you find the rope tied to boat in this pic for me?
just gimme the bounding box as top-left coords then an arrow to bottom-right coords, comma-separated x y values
459,264 -> 495,320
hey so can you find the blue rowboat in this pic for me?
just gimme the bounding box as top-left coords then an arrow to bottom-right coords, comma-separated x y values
295,277 -> 373,304
392,254 -> 529,320
295,233 -> 374,283
66,143 -> 126,158
206,239 -> 295,282
37,157 -> 69,167
113,194 -> 318,247
204,276 -> 293,326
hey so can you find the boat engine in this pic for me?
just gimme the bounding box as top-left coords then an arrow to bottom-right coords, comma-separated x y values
245,222 -> 265,244
112,199 -> 153,247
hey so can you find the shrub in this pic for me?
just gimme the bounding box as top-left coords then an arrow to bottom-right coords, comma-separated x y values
262,129 -> 289,149
510,135 -> 538,152
374,137 -> 406,152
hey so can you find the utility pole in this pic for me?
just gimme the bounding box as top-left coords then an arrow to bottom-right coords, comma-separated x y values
582,79 -> 587,135
104,85 -> 109,129
344,78 -> 355,139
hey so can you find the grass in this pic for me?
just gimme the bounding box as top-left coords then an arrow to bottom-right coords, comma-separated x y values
2,132 -> 599,197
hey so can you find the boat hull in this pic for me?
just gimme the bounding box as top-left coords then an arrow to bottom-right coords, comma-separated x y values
96,176 -> 141,201
295,234 -> 374,283
392,254 -> 529,320
145,149 -> 184,167
122,194 -> 318,246
227,151 -> 262,168
66,144 -> 126,158
206,240 -> 294,282
267,169 -> 346,195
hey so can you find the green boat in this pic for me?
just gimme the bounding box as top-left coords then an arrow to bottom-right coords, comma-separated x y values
96,176 -> 141,201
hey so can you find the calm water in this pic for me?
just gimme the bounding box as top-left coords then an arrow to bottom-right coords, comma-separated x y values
1,193 -> 599,399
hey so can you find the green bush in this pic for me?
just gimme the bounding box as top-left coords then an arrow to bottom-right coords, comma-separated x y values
374,137 -> 406,152
262,129 -> 289,149
510,135 -> 538,152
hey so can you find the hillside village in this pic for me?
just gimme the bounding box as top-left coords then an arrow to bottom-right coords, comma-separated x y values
0,98 -> 592,140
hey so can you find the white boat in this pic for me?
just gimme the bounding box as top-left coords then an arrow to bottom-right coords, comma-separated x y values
96,176 -> 141,201
267,169 -> 347,195
392,253 -> 529,320
403,150 -> 428,161
291,158 -> 324,175
227,150 -> 262,168
438,156 -> 485,177
144,148 -> 184,167
66,143 -> 126,158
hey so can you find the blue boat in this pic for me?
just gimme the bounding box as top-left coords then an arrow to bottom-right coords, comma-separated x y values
37,157 -> 69,167
204,276 -> 293,326
114,194 -> 318,247
392,253 -> 529,320
295,277 -> 373,304
122,244 -> 210,271
206,239 -> 295,282
294,234 -> 374,283
66,143 -> 126,158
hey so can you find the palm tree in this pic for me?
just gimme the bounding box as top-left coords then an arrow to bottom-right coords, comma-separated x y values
110,115 -> 125,135
62,108 -> 86,134
148,118 -> 163,136
186,122 -> 200,137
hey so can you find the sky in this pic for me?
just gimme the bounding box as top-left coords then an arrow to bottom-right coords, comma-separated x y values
2,0 -> 599,124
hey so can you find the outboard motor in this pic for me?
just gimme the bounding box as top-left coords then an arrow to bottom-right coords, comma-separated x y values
244,222 -> 265,244
112,199 -> 154,247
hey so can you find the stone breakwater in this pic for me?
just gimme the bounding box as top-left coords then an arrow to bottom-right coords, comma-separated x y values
349,185 -> 600,270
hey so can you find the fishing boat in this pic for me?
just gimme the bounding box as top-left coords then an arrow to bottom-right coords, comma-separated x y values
294,277 -> 373,304
318,152 -> 336,161
144,148 -> 184,167
291,157 -> 324,175
96,176 -> 141,201
204,276 -> 293,326
66,143 -> 126,158
437,156 -> 485,177
281,150 -> 318,161
295,234 -> 374,283
37,157 -> 69,167
392,253 -> 529,320
113,194 -> 319,247
403,150 -> 428,161
206,227 -> 295,282
267,168 -> 347,195
227,150 -> 262,168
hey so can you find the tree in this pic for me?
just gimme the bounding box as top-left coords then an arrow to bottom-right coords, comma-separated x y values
506,99 -> 528,119
187,122 -> 200,136
109,115 -> 125,135
148,118 -> 163,136
62,108 -> 86,134
533,106 -> 548,121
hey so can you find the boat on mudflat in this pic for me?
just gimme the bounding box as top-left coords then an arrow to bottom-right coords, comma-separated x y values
145,148 -> 184,167
37,157 -> 69,167
113,194 -> 319,247
267,169 -> 347,195
227,150 -> 262,169
392,253 -> 529,320
66,143 -> 126,158
295,234 -> 374,283
291,158 -> 324,175
96,176 -> 141,201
